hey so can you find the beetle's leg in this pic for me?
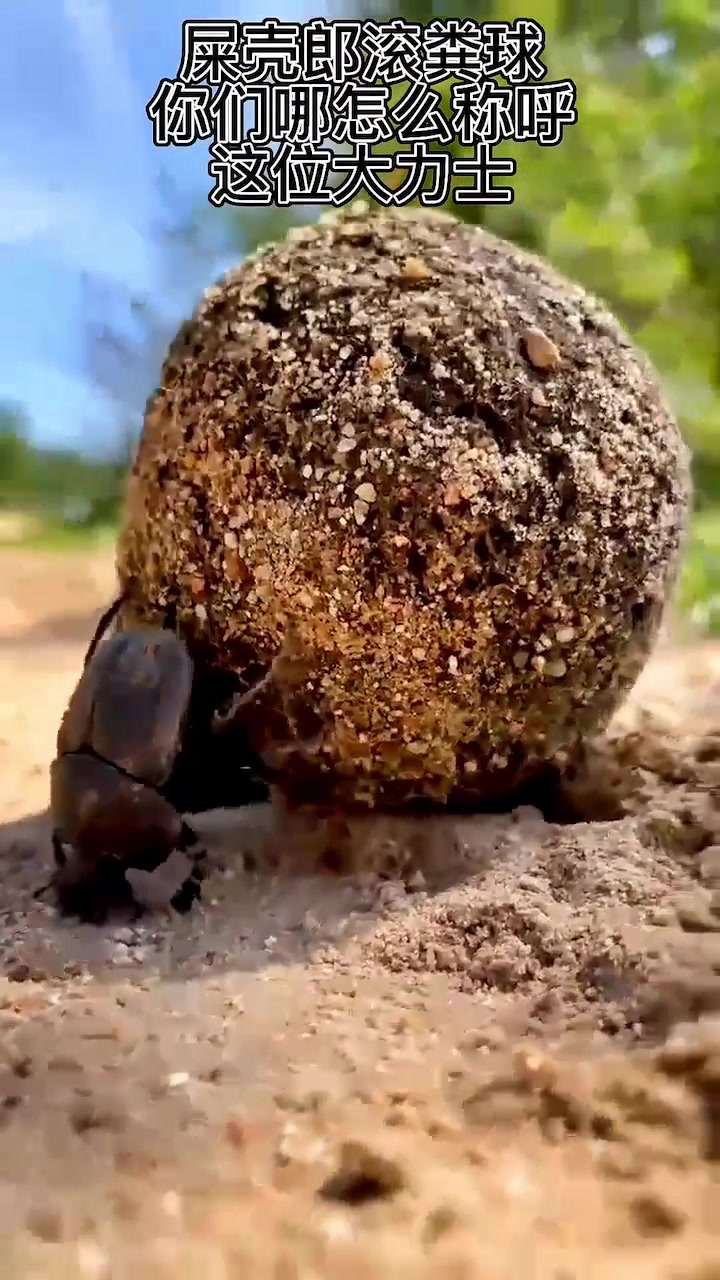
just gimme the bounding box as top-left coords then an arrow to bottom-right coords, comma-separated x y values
212,666 -> 277,734
32,833 -> 67,903
52,831 -> 67,868
175,819 -> 210,910
211,655 -> 329,789
163,668 -> 270,815
82,593 -> 127,669
121,820 -> 209,915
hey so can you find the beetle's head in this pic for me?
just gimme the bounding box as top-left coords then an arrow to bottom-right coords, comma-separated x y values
50,840 -> 139,924
49,751 -> 186,921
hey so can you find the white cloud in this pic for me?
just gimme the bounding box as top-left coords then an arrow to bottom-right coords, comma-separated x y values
0,169 -> 154,288
0,189 -> 55,246
61,0 -> 155,210
1,360 -> 118,451
62,0 -> 140,135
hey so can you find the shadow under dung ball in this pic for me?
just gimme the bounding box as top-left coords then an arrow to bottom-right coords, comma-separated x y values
116,207 -> 691,810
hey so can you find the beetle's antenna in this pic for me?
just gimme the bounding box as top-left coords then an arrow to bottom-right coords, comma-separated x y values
83,593 -> 127,669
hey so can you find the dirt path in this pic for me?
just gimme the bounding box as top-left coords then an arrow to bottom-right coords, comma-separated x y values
0,550 -> 718,1278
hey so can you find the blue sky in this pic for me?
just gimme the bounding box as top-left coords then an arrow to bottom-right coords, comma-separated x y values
0,0 -> 326,454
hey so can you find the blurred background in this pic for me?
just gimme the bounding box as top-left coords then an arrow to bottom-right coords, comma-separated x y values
1,0 -> 718,635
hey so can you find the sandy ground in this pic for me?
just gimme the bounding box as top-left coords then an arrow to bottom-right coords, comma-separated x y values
0,549 -> 718,1279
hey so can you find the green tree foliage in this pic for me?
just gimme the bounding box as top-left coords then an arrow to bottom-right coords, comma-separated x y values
0,401 -> 121,528
0,404 -> 30,494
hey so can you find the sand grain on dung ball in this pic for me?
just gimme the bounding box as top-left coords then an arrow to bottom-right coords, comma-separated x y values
117,207 -> 691,808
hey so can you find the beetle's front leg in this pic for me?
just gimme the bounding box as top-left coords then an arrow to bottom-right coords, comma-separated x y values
171,821 -> 210,913
162,667 -> 270,816
122,819 -> 209,915
52,831 -> 67,869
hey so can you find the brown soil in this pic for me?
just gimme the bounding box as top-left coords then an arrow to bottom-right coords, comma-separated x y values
0,548 -> 719,1279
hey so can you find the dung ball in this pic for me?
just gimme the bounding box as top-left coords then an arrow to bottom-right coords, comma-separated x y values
116,207 -> 691,809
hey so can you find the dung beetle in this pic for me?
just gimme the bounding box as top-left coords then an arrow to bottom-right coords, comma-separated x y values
45,596 -> 269,923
